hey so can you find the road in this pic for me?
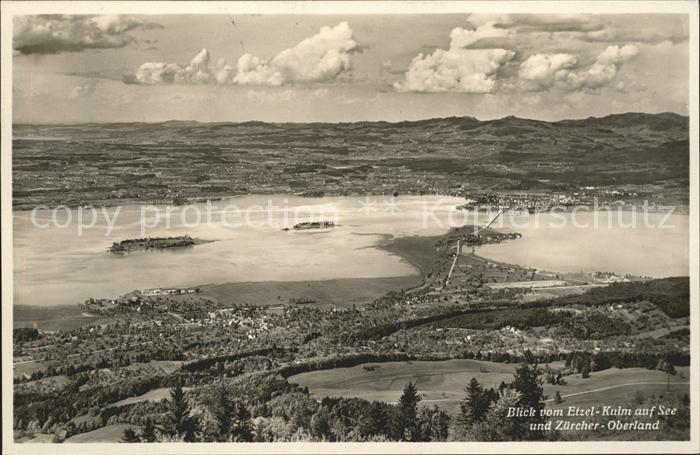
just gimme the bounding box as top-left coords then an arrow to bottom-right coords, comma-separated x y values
409,381 -> 690,404
544,381 -> 689,402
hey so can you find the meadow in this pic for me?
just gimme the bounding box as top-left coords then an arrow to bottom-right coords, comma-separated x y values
290,360 -> 689,416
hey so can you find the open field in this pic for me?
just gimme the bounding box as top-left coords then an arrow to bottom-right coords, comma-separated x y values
290,359 -> 533,415
14,374 -> 70,392
14,433 -> 54,443
13,315 -> 116,332
14,304 -> 83,322
486,280 -> 570,289
549,381 -> 689,410
13,304 -> 130,332
14,360 -> 50,379
377,235 -> 441,278
291,360 -> 688,416
197,275 -> 420,309
106,386 -> 186,408
64,424 -> 138,443
122,360 -> 185,375
544,367 -> 689,403
520,284 -> 601,302
13,304 -> 113,331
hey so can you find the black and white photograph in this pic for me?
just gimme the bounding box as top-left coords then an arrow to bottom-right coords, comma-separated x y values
1,1 -> 698,453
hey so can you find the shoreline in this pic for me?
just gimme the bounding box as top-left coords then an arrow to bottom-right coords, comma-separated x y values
13,233 -> 434,327
10,192 -> 690,214
12,210 -> 689,328
10,192 -> 464,213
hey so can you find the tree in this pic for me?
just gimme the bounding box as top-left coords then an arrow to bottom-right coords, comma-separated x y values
166,381 -> 199,442
390,382 -> 421,441
457,378 -> 491,430
121,427 -> 140,443
470,389 -> 524,441
659,355 -> 676,392
417,405 -> 450,441
207,383 -> 253,442
581,362 -> 590,379
310,407 -> 332,441
358,402 -> 389,439
140,418 -> 157,442
510,354 -> 546,440
553,391 -> 563,404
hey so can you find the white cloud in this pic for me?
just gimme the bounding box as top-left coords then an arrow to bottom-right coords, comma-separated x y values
580,18 -> 688,44
235,22 -> 359,86
519,44 -> 639,92
518,53 -> 578,90
127,22 -> 358,86
566,44 -> 638,90
395,48 -> 515,93
465,14 -> 514,28
234,54 -> 283,86
394,22 -> 515,93
465,14 -> 687,47
449,21 -> 511,49
129,48 -> 234,85
13,15 -> 161,55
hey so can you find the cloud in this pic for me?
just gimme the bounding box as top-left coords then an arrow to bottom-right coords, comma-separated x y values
507,14 -> 604,33
127,48 -> 234,85
127,22 -> 359,86
233,54 -> 283,86
394,49 -> 515,93
234,22 -> 359,86
13,14 -> 162,55
566,44 -> 638,90
581,25 -> 688,44
518,53 -> 578,90
467,14 -> 688,44
449,21 -> 511,49
69,80 -> 99,98
577,15 -> 688,44
519,44 -> 638,92
394,22 -> 515,93
466,14 -> 603,34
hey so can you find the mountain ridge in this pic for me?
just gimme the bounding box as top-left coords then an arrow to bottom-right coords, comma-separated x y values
13,112 -> 689,128
12,111 -> 690,209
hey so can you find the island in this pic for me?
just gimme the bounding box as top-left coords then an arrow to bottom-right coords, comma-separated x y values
107,235 -> 207,253
291,221 -> 335,230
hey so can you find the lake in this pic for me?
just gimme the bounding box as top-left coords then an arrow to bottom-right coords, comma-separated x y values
12,196 -> 689,307
477,209 -> 689,278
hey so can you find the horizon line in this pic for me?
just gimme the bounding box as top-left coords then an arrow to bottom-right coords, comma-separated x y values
11,110 -> 689,127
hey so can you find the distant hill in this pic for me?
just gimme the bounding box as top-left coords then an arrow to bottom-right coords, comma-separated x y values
12,112 -> 689,208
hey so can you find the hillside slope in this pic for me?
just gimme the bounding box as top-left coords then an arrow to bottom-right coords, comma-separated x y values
12,113 -> 689,208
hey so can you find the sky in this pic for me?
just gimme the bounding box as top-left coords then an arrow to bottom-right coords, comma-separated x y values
12,13 -> 690,123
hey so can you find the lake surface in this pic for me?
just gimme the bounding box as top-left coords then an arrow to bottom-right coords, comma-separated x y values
13,195 -> 460,307
477,210 -> 689,278
13,196 -> 689,307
